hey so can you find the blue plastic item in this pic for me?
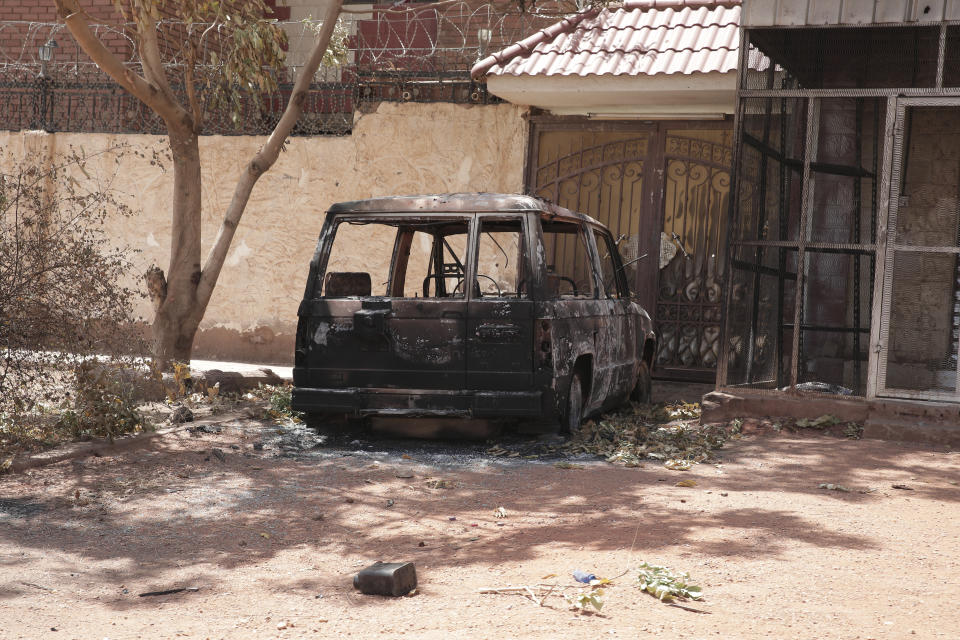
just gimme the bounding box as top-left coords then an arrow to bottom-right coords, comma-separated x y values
572,570 -> 596,583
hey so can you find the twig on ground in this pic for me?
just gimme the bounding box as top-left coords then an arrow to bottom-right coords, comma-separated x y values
668,602 -> 712,614
138,586 -> 200,597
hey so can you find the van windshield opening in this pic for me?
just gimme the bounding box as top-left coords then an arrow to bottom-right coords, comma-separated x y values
319,218 -> 469,298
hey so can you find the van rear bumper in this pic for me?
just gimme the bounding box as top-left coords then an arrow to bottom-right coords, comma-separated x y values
292,387 -> 545,419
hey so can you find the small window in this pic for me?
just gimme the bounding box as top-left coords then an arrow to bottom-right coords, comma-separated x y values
596,229 -> 626,299
321,220 -> 393,296
540,220 -> 596,299
476,218 -> 528,298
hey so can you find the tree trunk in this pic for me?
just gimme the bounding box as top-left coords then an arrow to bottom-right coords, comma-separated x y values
149,128 -> 204,368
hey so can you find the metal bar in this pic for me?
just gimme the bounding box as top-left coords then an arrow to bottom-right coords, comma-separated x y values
742,133 -> 875,178
790,98 -> 820,388
854,99 -> 864,390
740,88 -> 960,98
717,26 -> 750,389
730,259 -> 797,280
745,64 -> 776,385
870,97 -> 903,398
732,240 -> 876,252
938,23 -> 948,89
887,244 -> 960,254
784,324 -> 870,333
775,95 -> 789,388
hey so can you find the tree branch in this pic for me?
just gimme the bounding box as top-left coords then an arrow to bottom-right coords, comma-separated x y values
183,43 -> 203,134
55,0 -> 187,128
195,0 -> 344,308
136,10 -> 181,117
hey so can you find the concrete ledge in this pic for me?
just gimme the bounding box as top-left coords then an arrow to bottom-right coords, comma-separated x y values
702,388 -> 960,447
701,390 -> 870,423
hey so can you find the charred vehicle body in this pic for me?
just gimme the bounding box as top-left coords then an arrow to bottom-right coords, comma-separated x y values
292,193 -> 656,433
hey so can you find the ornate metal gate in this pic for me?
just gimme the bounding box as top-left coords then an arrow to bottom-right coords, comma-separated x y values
531,131 -> 653,275
528,122 -> 732,381
655,134 -> 732,380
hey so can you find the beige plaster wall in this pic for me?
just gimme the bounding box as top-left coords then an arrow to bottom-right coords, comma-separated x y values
0,101 -> 528,363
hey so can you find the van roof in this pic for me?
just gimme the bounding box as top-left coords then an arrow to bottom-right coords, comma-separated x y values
326,193 -> 601,225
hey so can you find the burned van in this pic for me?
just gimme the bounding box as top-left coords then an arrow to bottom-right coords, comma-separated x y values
292,193 -> 655,433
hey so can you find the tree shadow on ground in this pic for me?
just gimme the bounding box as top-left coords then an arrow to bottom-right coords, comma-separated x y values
5,423 -> 951,612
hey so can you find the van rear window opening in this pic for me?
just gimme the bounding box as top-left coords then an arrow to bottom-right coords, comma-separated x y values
319,218 -> 469,299
318,217 -> 600,300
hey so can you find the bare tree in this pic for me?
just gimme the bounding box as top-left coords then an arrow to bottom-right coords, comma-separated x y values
54,0 -> 345,367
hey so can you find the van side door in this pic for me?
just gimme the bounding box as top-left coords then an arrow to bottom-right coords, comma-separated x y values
592,226 -> 638,404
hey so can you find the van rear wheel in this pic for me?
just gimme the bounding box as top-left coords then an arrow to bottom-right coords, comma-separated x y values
563,371 -> 585,435
631,360 -> 653,404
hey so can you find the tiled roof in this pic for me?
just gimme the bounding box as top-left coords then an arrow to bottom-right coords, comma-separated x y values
471,0 -> 742,79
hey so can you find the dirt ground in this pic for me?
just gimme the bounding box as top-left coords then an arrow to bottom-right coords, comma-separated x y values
2,405 -> 959,639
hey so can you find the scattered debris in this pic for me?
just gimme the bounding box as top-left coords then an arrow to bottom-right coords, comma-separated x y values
425,479 -> 452,489
210,448 -> 226,463
566,589 -> 605,613
792,382 -> 853,395
664,459 -> 693,471
494,506 -> 507,519
892,484 -> 914,490
167,404 -> 194,424
676,478 -> 698,488
553,462 -> 585,470
478,584 -> 560,608
796,415 -> 839,428
572,570 -> 597,584
138,586 -> 200,597
353,562 -> 417,597
386,499 -> 395,507
276,620 -> 293,630
819,483 -> 852,492
395,471 -> 414,479
636,562 -> 702,602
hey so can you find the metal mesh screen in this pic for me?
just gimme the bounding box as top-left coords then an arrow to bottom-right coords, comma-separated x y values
879,105 -> 960,398
745,26 -> 939,90
885,251 -> 959,392
725,68 -> 884,394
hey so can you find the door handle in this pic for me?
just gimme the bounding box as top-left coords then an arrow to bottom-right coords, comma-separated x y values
477,324 -> 520,340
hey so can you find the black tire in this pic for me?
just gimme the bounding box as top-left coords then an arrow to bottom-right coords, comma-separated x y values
563,371 -> 585,435
631,359 -> 653,404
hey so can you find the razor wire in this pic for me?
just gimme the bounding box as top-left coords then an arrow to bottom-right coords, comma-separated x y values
0,2 -> 574,136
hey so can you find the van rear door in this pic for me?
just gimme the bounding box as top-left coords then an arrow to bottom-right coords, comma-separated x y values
296,215 -> 470,390
466,216 -> 535,390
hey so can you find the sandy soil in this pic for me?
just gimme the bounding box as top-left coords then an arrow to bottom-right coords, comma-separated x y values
1,419 -> 958,640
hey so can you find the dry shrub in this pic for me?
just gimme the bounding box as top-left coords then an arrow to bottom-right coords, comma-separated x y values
0,144 -> 147,453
